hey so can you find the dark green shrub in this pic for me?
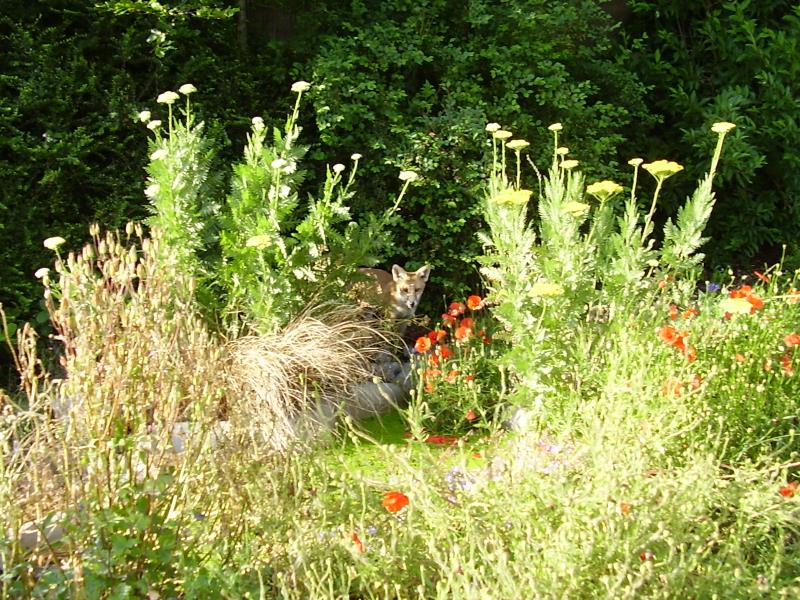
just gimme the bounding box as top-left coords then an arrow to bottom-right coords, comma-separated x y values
307,0 -> 653,314
624,0 -> 800,269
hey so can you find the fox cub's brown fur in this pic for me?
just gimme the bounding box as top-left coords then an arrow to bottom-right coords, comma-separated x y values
358,264 -> 431,319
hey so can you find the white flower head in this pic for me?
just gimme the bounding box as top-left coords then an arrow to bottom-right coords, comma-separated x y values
145,184 -> 160,198
399,170 -> 419,182
146,119 -> 162,131
156,91 -> 180,105
333,163 -> 345,174
548,123 -> 563,132
251,116 -> 265,131
34,267 -> 50,279
291,81 -> 311,93
178,83 -> 197,95
138,110 -> 151,123
351,153 -> 363,161
283,161 -> 297,174
271,158 -> 288,170
711,121 -> 736,134
43,236 -> 66,251
485,122 -> 501,133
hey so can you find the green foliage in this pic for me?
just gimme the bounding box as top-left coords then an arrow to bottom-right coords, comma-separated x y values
478,124 -> 732,407
308,0 -> 654,313
624,0 -> 800,268
142,85 -> 403,334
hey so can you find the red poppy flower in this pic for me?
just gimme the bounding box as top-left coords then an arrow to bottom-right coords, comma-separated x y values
467,295 -> 484,311
640,550 -> 655,561
784,332 -> 800,348
382,491 -> 410,513
619,502 -> 631,515
465,374 -> 475,384
428,353 -> 440,367
465,409 -> 477,421
441,313 -> 457,327
448,301 -> 466,317
425,435 -> 458,445
437,344 -> 453,360
779,481 -> 798,498
459,317 -> 474,330
415,336 -> 432,353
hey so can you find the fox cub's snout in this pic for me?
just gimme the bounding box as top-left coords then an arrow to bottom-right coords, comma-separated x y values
358,264 -> 431,319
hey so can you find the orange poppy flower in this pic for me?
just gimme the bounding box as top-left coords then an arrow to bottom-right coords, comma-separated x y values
448,301 -> 466,317
781,355 -> 794,377
437,344 -> 453,360
350,532 -> 365,554
682,307 -> 699,319
684,345 -> 697,362
459,317 -> 474,330
446,369 -> 460,383
428,353 -> 440,367
465,409 -> 477,421
455,325 -> 473,342
467,295 -> 484,311
382,491 -> 410,513
441,313 -> 457,327
658,325 -> 688,351
784,333 -> 800,348
415,336 -> 432,353
668,304 -> 678,320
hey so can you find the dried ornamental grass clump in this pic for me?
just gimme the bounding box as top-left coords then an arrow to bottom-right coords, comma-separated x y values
224,302 -> 395,452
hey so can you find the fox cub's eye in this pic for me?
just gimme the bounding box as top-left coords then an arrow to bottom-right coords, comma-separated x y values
401,287 -> 409,293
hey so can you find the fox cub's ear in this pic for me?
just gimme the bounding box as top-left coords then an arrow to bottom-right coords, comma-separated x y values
416,265 -> 431,282
391,264 -> 407,280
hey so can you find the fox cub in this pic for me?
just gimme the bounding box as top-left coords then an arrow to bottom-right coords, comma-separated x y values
358,264 -> 431,319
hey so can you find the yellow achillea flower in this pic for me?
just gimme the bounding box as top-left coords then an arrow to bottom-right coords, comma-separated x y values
492,189 -> 533,205
711,122 -> 736,134
556,147 -> 569,156
506,139 -> 530,151
564,201 -> 590,216
628,158 -> 644,167
586,180 -> 623,202
493,130 -> 513,140
548,123 -> 563,132
529,282 -> 564,297
560,159 -> 579,170
720,296 -> 752,315
642,160 -> 683,181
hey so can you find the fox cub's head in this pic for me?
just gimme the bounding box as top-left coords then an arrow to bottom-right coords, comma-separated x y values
391,264 -> 430,318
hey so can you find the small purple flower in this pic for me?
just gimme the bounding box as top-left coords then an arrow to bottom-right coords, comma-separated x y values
705,282 -> 721,293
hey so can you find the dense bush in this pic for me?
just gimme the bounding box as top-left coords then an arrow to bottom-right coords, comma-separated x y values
624,0 -> 800,269
307,0 -> 654,311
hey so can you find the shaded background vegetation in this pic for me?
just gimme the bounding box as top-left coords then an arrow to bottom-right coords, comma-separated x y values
2,0 -> 798,383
